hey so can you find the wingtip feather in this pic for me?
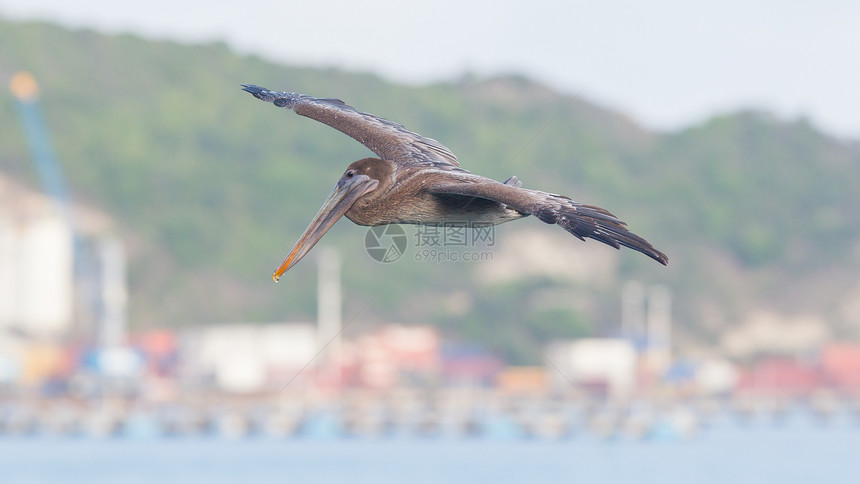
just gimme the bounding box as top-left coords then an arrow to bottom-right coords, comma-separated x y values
240,84 -> 276,102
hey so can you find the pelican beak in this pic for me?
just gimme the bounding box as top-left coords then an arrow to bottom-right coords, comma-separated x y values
272,174 -> 379,282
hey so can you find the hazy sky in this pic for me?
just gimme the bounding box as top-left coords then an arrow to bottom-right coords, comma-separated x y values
2,0 -> 859,139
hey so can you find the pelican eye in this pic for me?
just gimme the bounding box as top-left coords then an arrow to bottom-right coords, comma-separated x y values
345,170 -> 356,178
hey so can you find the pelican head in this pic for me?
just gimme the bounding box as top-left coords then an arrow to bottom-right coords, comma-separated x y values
271,159 -> 385,281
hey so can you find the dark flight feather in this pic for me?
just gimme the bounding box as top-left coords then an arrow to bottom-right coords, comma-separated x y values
242,84 -> 461,170
429,180 -> 668,265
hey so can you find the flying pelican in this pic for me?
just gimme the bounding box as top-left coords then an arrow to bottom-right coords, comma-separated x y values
241,84 -> 668,282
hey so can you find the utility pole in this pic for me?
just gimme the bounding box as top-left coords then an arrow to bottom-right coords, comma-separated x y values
621,280 -> 644,339
317,247 -> 342,386
99,237 -> 128,348
646,284 -> 672,371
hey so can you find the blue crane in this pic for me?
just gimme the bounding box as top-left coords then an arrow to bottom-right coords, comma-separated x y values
9,71 -> 75,229
10,72 -> 128,354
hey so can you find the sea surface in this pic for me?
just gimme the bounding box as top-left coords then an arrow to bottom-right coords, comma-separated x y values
1,412 -> 858,484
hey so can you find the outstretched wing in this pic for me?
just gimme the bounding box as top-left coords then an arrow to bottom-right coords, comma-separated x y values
242,84 -> 460,169
429,180 -> 669,265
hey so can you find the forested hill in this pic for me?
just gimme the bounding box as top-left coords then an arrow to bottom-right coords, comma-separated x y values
2,18 -> 858,362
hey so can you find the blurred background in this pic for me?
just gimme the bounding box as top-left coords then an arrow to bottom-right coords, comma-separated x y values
1,1 -> 859,482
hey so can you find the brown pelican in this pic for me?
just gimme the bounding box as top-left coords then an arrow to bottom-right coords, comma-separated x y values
241,85 -> 668,282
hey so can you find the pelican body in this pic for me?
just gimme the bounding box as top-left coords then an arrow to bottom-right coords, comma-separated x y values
241,85 -> 668,281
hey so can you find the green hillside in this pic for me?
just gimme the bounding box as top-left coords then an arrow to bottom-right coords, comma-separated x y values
2,19 -> 858,363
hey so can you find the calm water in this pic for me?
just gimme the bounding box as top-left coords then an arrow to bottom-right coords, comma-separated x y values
1,413 -> 858,484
